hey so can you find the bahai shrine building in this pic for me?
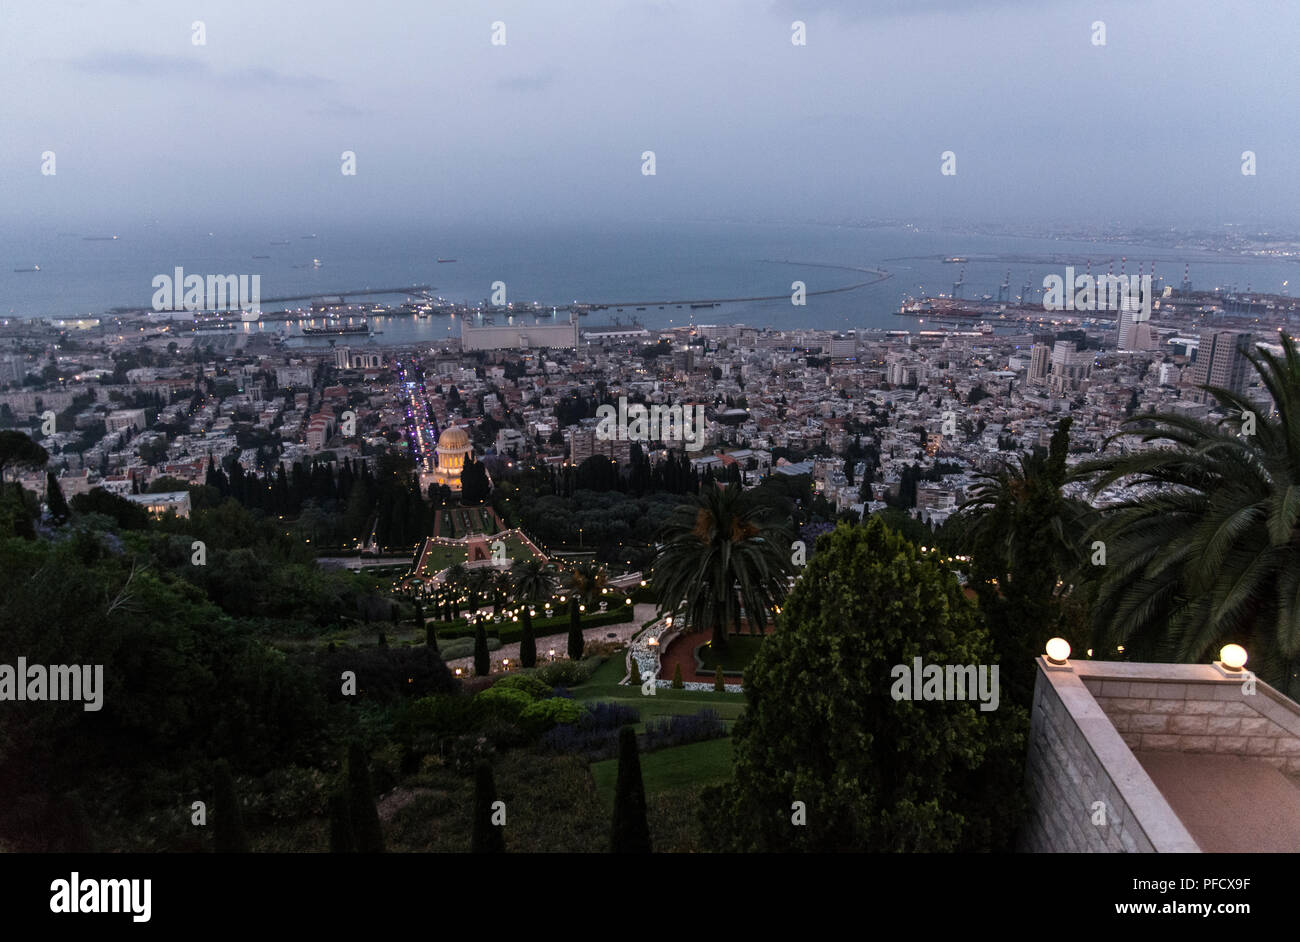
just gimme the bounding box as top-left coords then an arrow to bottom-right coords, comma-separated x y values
432,425 -> 473,492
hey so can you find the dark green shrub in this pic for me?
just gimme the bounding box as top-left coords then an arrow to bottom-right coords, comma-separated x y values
519,697 -> 586,735
474,685 -> 534,721
491,673 -> 551,700
672,664 -> 684,689
536,658 -> 596,687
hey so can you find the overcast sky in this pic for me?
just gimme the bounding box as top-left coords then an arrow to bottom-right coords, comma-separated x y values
1,0 -> 1296,231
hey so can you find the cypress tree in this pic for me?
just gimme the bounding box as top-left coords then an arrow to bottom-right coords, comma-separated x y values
471,762 -> 505,853
672,664 -> 684,689
714,665 -> 726,692
610,727 -> 651,853
377,631 -> 387,647
45,470 -> 69,525
520,614 -> 536,669
473,622 -> 490,677
347,742 -> 385,853
328,792 -> 355,853
213,760 -> 250,853
629,656 -> 642,687
567,598 -> 584,661
415,598 -> 433,649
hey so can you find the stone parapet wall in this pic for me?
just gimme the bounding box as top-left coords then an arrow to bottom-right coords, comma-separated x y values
1020,658 -> 1201,853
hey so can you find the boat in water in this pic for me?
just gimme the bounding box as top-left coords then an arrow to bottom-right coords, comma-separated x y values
83,235 -> 119,241
13,265 -> 39,272
437,258 -> 457,263
303,320 -> 369,335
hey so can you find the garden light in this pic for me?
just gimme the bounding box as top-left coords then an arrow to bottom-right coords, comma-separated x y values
1219,644 -> 1248,672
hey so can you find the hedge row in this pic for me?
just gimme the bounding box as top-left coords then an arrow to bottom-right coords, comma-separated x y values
433,605 -> 630,643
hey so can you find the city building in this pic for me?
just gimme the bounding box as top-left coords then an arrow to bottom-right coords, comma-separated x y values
1048,341 -> 1093,396
461,312 -> 579,351
124,491 -> 192,518
335,347 -> 383,369
105,409 -> 148,433
1117,303 -> 1154,352
1184,330 -> 1255,404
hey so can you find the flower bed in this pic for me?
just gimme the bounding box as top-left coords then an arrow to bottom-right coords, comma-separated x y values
624,619 -> 742,692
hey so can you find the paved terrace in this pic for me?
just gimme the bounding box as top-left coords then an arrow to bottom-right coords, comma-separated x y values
1021,657 -> 1300,853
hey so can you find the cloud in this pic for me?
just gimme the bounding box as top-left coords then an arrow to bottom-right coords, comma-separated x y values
307,100 -> 378,118
68,51 -> 332,90
494,69 -> 560,93
769,0 -> 1045,18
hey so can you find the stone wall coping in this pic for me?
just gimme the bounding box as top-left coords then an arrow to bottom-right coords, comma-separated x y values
1069,659 -> 1300,739
1036,658 -> 1202,853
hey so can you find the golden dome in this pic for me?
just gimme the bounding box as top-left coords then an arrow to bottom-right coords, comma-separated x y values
437,426 -> 471,450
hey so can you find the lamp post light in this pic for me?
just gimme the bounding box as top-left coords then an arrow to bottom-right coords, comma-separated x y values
1216,644 -> 1248,675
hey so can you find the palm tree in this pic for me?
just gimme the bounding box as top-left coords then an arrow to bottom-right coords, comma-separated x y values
653,482 -> 793,648
957,418 -> 1092,705
1082,334 -> 1300,697
959,418 -> 1089,589
489,567 -> 512,617
443,563 -> 469,620
465,566 -> 495,617
565,560 -> 607,660
511,558 -> 553,669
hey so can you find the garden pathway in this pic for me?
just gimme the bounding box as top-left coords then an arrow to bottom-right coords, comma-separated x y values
442,603 -> 658,674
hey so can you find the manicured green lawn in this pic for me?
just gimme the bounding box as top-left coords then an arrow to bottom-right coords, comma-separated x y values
696,635 -> 766,672
571,665 -> 748,730
417,533 -> 546,577
583,654 -> 628,687
590,738 -> 734,808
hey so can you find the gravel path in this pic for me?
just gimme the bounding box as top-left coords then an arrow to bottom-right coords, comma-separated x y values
442,603 -> 658,674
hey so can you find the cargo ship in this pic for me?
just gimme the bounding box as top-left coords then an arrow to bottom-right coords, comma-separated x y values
302,319 -> 369,335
